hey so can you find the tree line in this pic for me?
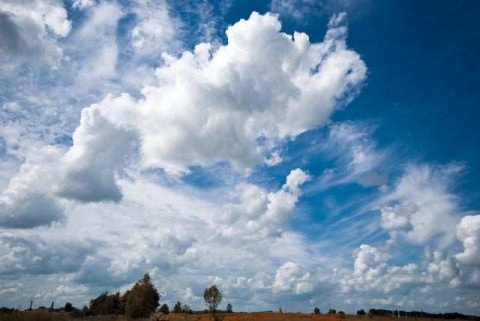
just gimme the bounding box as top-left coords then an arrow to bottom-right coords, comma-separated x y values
80,274 -> 228,319
363,309 -> 480,320
2,273 -> 479,320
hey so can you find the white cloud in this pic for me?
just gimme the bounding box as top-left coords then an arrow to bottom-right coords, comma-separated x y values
318,122 -> 387,187
63,11 -> 365,185
0,232 -> 94,276
272,262 -> 314,294
73,1 -> 124,83
3,3 -> 478,314
380,202 -> 416,231
455,215 -> 480,265
36,10 -> 365,204
377,164 -> 462,246
352,244 -> 389,282
340,244 -> 423,296
0,147 -> 65,228
219,168 -> 310,238
270,0 -> 319,21
0,0 -> 71,69
130,0 -> 180,57
56,95 -> 139,202
0,168 -> 318,309
72,0 -> 97,10
270,0 -> 372,21
426,251 -> 459,285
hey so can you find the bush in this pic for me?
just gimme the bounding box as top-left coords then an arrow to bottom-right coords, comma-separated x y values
89,291 -> 122,315
159,303 -> 170,315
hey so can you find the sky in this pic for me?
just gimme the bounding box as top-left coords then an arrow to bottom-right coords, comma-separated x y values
0,0 -> 479,314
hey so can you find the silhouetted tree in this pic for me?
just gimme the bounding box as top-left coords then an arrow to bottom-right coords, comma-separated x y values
173,301 -> 182,313
226,303 -> 233,313
89,292 -> 108,315
328,309 -> 337,315
182,303 -> 192,314
203,285 -> 222,313
64,302 -> 73,312
160,303 -> 170,314
124,273 -> 160,318
357,309 -> 366,316
314,307 -> 320,314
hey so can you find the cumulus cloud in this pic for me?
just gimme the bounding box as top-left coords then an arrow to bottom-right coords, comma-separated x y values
2,171 -> 318,309
272,262 -> 314,294
377,164 -> 462,246
0,147 -> 65,228
352,244 -> 389,282
455,215 -> 480,265
64,11 -> 365,184
426,251 -> 459,285
6,3 -> 479,314
56,95 -> 139,202
219,168 -> 310,238
0,232 -> 95,276
340,244 -> 423,296
334,165 -> 480,302
0,0 -> 71,69
380,202 -> 416,231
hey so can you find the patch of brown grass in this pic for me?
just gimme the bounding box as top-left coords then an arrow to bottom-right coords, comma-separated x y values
0,311 -> 142,321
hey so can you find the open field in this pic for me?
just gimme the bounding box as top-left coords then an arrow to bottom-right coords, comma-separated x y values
0,312 -> 477,321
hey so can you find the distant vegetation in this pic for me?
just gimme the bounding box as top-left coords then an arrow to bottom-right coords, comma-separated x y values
1,273 -> 480,320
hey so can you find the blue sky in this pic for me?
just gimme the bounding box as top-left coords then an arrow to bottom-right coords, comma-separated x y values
1,0 -> 479,315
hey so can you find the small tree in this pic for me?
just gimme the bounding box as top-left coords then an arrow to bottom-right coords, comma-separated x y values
64,302 -> 73,312
173,301 -> 182,313
125,273 -> 160,318
226,303 -> 233,313
314,307 -> 320,314
160,303 -> 170,315
357,309 -> 366,316
203,285 -> 222,313
182,303 -> 192,314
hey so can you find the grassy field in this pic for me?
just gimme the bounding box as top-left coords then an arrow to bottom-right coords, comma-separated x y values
0,312 -> 474,321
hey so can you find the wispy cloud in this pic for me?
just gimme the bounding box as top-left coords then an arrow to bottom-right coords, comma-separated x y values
270,0 -> 372,22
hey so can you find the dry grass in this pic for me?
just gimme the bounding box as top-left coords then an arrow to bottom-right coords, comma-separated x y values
0,311 -> 139,321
